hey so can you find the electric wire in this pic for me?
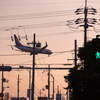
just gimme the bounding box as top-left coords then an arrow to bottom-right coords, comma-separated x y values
0,10 -> 75,21
35,55 -> 48,96
16,70 -> 40,97
0,30 -> 83,40
0,20 -> 69,31
0,51 -> 73,67
0,1 -> 85,6
15,54 -> 47,95
6,70 -> 29,97
54,78 -> 65,90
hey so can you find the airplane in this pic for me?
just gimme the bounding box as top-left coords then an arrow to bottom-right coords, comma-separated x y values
13,34 -> 52,55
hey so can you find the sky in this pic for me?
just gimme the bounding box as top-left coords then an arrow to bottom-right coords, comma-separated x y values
0,0 -> 100,99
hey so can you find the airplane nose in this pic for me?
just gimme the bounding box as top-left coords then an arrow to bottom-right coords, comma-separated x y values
45,49 -> 52,55
49,50 -> 52,55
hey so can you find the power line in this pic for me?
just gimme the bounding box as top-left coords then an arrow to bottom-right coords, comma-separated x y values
37,30 -> 82,37
0,10 -> 74,21
13,67 -> 40,97
0,20 -> 69,31
0,30 -> 83,41
0,21 -> 66,31
87,1 -> 100,3
0,50 -> 73,57
0,54 -> 29,56
54,78 -> 65,89
0,1 -> 84,6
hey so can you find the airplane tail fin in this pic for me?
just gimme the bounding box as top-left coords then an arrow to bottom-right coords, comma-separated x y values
14,34 -> 22,46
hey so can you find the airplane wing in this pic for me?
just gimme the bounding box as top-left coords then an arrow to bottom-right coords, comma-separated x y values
36,42 -> 48,53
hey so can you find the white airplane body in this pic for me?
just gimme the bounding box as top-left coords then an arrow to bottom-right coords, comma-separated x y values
14,34 -> 52,55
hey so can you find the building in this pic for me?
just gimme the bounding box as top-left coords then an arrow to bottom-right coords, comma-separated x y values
4,93 -> 11,100
38,97 -> 47,100
56,94 -> 61,100
11,97 -> 27,100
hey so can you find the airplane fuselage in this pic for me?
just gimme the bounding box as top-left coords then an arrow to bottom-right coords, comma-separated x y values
15,45 -> 52,55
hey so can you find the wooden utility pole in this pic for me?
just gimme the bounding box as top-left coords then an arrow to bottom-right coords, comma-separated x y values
51,75 -> 54,100
29,69 -> 31,100
17,74 -> 19,100
48,65 -> 50,100
1,70 -> 3,100
31,33 -> 36,100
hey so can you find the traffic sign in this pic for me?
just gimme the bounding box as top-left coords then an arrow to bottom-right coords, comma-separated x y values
0,66 -> 12,71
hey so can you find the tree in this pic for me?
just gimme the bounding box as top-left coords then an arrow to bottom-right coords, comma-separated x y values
66,41 -> 100,100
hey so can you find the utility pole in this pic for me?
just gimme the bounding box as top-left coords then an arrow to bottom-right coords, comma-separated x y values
17,74 -> 19,100
75,40 -> 77,68
48,65 -> 50,100
1,69 -> 3,100
18,66 -> 31,100
57,86 -> 59,94
40,90 -> 41,97
53,76 -> 54,100
31,33 -> 36,100
67,88 -> 68,100
29,69 -> 31,100
51,74 -> 54,100
84,0 -> 88,45
67,0 -> 97,46
67,40 -> 77,67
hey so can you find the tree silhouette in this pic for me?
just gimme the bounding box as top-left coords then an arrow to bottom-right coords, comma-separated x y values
66,41 -> 100,100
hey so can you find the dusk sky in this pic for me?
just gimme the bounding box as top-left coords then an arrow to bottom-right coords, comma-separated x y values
0,0 -> 100,99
